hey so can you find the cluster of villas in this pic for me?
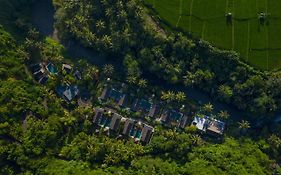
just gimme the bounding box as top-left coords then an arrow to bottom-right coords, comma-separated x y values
30,62 -> 57,84
30,62 -> 91,106
93,107 -> 153,144
30,62 -> 226,144
98,86 -> 226,143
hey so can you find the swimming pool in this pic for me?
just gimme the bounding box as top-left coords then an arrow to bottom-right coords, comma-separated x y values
46,63 -> 58,74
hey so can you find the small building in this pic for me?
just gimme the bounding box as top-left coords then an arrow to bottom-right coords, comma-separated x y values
148,104 -> 160,118
122,119 -> 135,136
30,63 -> 42,73
178,116 -> 189,129
39,75 -> 49,85
191,116 -> 225,136
99,87 -> 128,107
132,99 -> 152,112
141,124 -> 154,144
93,108 -> 104,124
129,122 -> 143,140
33,70 -> 44,81
100,87 -> 110,100
160,110 -> 183,125
132,99 -> 160,118
74,70 -> 82,80
62,64 -> 73,73
93,108 -> 112,127
110,113 -> 122,132
56,85 -> 79,102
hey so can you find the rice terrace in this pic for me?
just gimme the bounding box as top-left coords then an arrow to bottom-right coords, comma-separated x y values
145,0 -> 281,70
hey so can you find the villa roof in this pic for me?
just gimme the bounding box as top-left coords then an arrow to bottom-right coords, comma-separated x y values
178,116 -> 189,129
160,110 -> 183,123
192,116 -> 208,131
132,99 -> 152,112
74,70 -> 82,80
192,116 -> 225,135
123,119 -> 135,136
33,70 -> 44,81
62,86 -> 79,102
93,108 -> 103,124
100,87 -> 110,100
148,104 -> 159,118
39,75 -> 49,85
62,64 -> 72,73
31,63 -> 42,73
141,124 -> 154,144
56,85 -> 79,102
100,88 -> 128,107
110,113 -> 121,131
207,119 -> 225,135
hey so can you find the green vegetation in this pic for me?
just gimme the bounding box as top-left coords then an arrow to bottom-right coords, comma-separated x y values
52,0 -> 281,117
144,0 -> 281,70
1,0 -> 281,174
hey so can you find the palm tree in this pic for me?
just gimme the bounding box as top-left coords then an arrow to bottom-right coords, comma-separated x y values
105,8 -> 113,17
238,120 -> 250,130
126,75 -> 137,85
102,35 -> 113,49
203,102 -> 213,114
218,110 -> 230,121
190,134 -> 202,146
102,64 -> 114,77
176,92 -> 186,102
118,10 -> 127,20
138,79 -> 147,89
86,66 -> 99,80
268,134 -> 281,149
161,91 -> 175,102
96,20 -> 105,31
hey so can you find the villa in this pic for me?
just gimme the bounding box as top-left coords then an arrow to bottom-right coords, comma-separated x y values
74,70 -> 82,80
191,116 -> 225,136
122,119 -> 135,136
160,110 -> 184,126
131,99 -> 160,118
141,124 -> 154,144
56,85 -> 79,102
100,87 -> 128,107
110,113 -> 122,132
62,64 -> 73,73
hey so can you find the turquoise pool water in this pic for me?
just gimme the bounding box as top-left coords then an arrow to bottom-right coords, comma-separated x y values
135,130 -> 142,139
47,63 -> 58,74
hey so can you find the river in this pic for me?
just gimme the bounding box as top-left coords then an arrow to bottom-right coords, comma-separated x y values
31,0 -> 262,124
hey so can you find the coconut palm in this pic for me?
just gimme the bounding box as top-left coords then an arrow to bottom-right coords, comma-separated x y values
203,102 -> 213,114
102,64 -> 114,77
238,120 -> 250,130
87,66 -> 99,80
126,75 -> 137,85
190,134 -> 202,146
102,35 -> 113,49
96,20 -> 105,31
218,110 -> 230,120
105,8 -> 113,17
176,91 -> 186,102
161,91 -> 175,102
138,79 -> 147,89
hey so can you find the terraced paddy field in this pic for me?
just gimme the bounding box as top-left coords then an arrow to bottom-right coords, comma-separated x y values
144,0 -> 281,70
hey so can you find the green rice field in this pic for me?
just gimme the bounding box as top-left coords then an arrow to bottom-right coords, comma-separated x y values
145,0 -> 281,70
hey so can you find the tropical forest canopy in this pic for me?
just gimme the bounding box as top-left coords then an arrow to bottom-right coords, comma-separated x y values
0,0 -> 281,174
